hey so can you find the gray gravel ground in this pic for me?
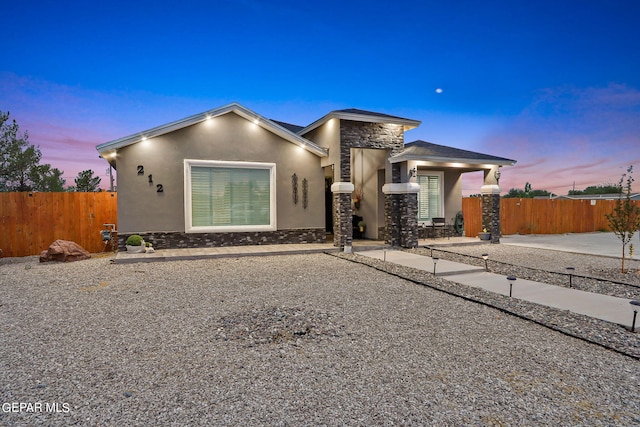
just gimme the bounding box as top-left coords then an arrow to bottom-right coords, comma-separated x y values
1,252 -> 639,426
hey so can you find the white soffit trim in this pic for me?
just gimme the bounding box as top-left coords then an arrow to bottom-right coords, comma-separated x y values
96,103 -> 327,157
382,183 -> 420,194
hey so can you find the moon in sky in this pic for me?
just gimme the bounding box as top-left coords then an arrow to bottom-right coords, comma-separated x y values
435,88 -> 443,94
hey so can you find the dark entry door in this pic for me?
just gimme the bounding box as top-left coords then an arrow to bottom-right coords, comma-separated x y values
325,177 -> 333,233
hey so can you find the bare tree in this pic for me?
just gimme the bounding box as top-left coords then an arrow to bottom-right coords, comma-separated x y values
605,166 -> 640,273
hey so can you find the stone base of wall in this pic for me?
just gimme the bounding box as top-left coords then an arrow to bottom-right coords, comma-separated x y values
118,229 -> 326,251
418,225 -> 455,239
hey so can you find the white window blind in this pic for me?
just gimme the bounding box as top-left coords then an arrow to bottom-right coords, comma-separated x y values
417,174 -> 441,221
191,166 -> 270,227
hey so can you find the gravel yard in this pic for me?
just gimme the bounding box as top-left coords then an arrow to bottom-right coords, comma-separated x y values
1,251 -> 639,426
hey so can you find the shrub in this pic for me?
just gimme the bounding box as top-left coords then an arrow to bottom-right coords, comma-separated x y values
125,235 -> 144,246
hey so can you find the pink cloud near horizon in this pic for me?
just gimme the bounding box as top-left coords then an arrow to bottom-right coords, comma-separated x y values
468,83 -> 640,195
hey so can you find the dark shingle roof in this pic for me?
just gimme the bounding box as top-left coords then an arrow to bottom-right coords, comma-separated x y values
333,108 -> 416,122
270,119 -> 304,133
393,140 -> 516,165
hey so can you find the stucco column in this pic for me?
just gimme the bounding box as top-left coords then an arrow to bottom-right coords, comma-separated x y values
382,183 -> 420,248
331,182 -> 354,251
481,184 -> 501,243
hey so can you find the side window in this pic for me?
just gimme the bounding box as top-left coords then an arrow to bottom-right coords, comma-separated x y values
417,173 -> 443,222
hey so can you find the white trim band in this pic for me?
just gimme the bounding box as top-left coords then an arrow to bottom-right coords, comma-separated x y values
481,184 -> 501,195
382,183 -> 420,194
331,182 -> 355,193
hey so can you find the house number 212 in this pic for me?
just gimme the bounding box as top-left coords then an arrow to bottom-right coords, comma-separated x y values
137,165 -> 164,192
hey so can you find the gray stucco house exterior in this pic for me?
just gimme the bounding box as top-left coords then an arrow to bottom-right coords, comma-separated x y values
96,103 -> 515,250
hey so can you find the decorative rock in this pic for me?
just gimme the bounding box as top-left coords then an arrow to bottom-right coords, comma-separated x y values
39,239 -> 91,263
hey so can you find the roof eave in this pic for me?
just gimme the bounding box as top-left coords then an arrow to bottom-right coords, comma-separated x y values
389,154 -> 517,167
96,103 -> 327,159
299,111 -> 421,135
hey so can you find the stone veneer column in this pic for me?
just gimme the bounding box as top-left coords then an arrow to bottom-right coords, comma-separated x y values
382,183 -> 420,248
481,184 -> 501,243
331,182 -> 354,251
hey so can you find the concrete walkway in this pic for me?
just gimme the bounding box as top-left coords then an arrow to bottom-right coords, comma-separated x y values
113,236 -> 480,263
358,249 -> 637,329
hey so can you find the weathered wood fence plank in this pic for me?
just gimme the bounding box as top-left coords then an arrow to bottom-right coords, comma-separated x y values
462,197 -> 639,238
0,192 -> 117,257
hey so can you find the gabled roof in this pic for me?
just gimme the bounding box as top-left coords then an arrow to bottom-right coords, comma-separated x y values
390,140 -> 516,166
299,108 -> 421,136
96,103 -> 328,165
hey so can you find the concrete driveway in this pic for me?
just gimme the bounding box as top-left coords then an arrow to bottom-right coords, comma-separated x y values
501,232 -> 639,258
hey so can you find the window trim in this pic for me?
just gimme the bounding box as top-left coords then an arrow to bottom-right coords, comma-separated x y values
184,159 -> 277,233
417,171 -> 444,224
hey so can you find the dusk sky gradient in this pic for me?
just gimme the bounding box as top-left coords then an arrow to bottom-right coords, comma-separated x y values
2,0 -> 639,194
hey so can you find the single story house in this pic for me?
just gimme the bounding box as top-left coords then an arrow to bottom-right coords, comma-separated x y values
96,103 -> 516,250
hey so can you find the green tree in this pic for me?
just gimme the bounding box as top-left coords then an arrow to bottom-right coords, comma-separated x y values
605,166 -> 640,273
0,111 -> 65,191
34,164 -> 66,191
569,183 -> 621,195
503,182 -> 552,198
73,169 -> 102,192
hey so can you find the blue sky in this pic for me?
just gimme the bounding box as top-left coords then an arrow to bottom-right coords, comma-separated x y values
2,0 -> 639,194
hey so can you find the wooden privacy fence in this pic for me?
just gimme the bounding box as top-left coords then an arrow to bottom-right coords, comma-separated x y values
462,197 -> 640,237
1,193 -> 637,256
0,192 -> 118,258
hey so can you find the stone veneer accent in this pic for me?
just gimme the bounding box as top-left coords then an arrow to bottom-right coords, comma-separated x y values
331,182 -> 354,249
383,183 -> 419,248
118,229 -> 326,251
338,120 -> 404,180
481,185 -> 501,243
333,193 -> 354,249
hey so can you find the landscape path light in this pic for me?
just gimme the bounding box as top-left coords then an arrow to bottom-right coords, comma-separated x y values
482,253 -> 489,271
631,300 -> 640,332
432,257 -> 439,276
507,276 -> 516,297
566,267 -> 575,288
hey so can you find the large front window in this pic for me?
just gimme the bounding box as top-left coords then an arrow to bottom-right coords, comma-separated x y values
417,172 -> 443,222
184,160 -> 276,232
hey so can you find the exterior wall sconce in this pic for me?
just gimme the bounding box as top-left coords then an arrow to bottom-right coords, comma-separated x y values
494,169 -> 501,184
507,275 -> 516,297
482,253 -> 489,271
409,167 -> 417,178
